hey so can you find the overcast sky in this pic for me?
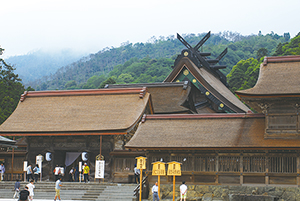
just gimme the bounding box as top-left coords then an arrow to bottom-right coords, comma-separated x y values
1,0 -> 299,58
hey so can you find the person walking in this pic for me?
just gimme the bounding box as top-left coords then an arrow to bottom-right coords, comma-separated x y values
83,163 -> 90,183
74,165 -> 79,182
27,164 -> 34,182
152,182 -> 159,201
180,181 -> 188,201
53,165 -> 60,181
13,179 -> 20,199
26,179 -> 35,201
0,163 -> 5,181
54,177 -> 62,201
33,164 -> 40,182
134,164 -> 140,184
69,167 -> 74,182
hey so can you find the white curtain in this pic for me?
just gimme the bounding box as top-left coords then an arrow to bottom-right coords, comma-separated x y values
65,152 -> 81,167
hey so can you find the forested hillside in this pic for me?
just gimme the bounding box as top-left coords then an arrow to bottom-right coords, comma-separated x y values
227,33 -> 300,92
27,32 -> 289,90
1,31 -> 298,124
6,49 -> 85,83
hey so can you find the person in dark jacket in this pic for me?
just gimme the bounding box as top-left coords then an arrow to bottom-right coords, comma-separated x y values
13,179 -> 20,198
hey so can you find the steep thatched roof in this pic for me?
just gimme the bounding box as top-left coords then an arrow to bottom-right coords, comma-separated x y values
236,55 -> 300,97
0,88 -> 152,136
164,57 -> 250,113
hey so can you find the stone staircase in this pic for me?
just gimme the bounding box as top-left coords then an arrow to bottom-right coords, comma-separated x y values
0,181 -> 136,201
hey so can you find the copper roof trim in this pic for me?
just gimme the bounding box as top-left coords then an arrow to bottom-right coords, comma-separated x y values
144,113 -> 264,120
19,88 -> 148,102
263,55 -> 300,66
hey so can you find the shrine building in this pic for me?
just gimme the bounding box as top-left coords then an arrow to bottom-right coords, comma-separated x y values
0,32 -> 300,186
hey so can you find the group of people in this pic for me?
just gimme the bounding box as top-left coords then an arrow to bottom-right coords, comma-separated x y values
13,177 -> 63,201
152,181 -> 188,201
54,163 -> 89,183
26,164 -> 40,182
13,179 -> 35,201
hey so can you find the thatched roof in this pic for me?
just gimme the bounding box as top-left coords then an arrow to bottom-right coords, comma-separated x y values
0,88 -> 152,136
164,57 -> 250,113
125,113 -> 300,150
236,55 -> 300,97
107,82 -> 196,113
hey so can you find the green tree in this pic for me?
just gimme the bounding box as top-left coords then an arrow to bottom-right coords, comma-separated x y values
0,49 -> 25,124
99,77 -> 116,88
64,80 -> 77,89
256,48 -> 268,60
227,58 -> 260,92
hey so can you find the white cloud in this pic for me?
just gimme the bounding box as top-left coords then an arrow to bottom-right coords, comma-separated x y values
1,0 -> 299,57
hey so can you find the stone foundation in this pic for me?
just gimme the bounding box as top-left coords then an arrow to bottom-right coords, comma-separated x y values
148,184 -> 300,201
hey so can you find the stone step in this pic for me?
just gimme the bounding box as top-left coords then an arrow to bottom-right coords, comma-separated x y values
0,182 -> 136,201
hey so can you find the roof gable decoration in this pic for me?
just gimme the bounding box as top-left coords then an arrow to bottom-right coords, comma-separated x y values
175,31 -> 228,86
172,65 -> 234,113
165,59 -> 250,113
164,32 -> 250,114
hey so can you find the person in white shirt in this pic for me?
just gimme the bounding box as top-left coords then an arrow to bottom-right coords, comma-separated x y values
180,181 -> 187,201
152,182 -> 159,201
134,164 -> 140,183
0,163 -> 5,181
26,179 -> 35,201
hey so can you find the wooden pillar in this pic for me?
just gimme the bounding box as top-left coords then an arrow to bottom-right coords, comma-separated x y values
297,153 -> 300,186
173,175 -> 175,201
11,137 -> 15,181
99,135 -> 102,158
265,151 -> 269,185
215,152 -> 219,184
240,152 -> 243,185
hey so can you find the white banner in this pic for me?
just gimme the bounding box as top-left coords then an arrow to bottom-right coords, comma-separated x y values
23,161 -> 28,171
95,160 -> 105,179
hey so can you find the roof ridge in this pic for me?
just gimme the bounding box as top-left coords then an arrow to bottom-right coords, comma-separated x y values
20,87 -> 148,102
263,55 -> 300,66
143,113 -> 264,121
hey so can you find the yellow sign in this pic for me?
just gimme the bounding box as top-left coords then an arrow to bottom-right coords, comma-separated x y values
152,161 -> 166,176
167,161 -> 182,176
136,156 -> 147,170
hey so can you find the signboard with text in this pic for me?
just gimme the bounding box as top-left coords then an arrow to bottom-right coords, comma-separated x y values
167,161 -> 182,176
152,161 -> 166,176
95,160 -> 105,179
136,156 -> 147,170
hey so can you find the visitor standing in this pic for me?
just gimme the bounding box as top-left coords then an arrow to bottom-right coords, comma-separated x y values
27,164 -> 33,182
152,182 -> 159,201
74,165 -> 79,182
13,179 -> 20,199
83,163 -> 90,183
0,163 -> 5,181
180,181 -> 188,201
53,165 -> 60,181
33,164 -> 40,182
54,177 -> 62,201
134,164 -> 140,183
69,167 -> 74,182
26,179 -> 35,201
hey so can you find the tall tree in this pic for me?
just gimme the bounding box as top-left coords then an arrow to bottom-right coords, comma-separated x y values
0,47 -> 25,124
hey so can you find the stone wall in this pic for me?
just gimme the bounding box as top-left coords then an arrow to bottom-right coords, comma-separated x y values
148,184 -> 300,201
